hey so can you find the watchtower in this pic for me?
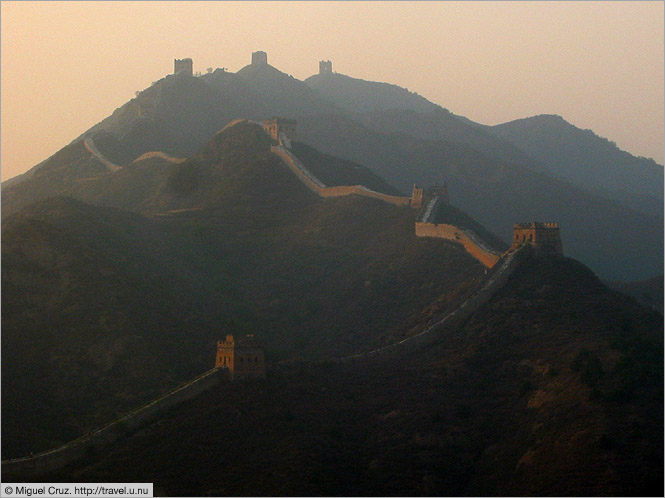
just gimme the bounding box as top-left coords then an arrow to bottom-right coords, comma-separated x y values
319,60 -> 333,75
411,184 -> 424,209
216,334 -> 265,381
262,117 -> 297,142
510,222 -> 563,254
252,51 -> 268,65
174,58 -> 193,76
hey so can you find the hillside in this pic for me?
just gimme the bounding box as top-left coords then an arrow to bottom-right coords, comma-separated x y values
487,114 -> 664,216
606,274 -> 664,314
2,121 -> 488,459
305,70 -> 437,113
1,139 -> 111,217
32,251 -> 663,496
4,57 -> 661,281
296,113 -> 663,281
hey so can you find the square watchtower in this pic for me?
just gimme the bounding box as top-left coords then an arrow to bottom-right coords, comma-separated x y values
174,58 -> 193,76
252,51 -> 268,65
319,60 -> 333,75
216,334 -> 265,380
510,222 -> 563,254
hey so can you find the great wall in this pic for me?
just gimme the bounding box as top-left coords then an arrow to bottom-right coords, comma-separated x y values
335,246 -> 522,363
2,369 -> 226,477
263,120 -> 504,268
84,136 -> 185,172
3,80 -> 563,477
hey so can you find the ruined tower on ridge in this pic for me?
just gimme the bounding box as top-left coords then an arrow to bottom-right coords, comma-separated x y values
174,58 -> 193,76
411,183 -> 449,209
262,117 -> 297,147
215,334 -> 265,381
319,60 -> 333,75
510,222 -> 563,254
251,51 -> 268,65
411,184 -> 425,209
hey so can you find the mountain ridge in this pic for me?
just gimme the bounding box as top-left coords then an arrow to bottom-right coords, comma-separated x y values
486,113 -> 663,215
2,123 -> 491,458
2,54 -> 662,281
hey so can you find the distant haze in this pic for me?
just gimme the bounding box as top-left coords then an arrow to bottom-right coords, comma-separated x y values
2,1 -> 663,181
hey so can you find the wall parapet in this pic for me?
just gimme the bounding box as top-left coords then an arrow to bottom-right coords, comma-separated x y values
2,368 -> 225,479
415,222 -> 501,268
271,146 -> 410,207
83,136 -> 122,172
132,151 -> 186,164
333,247 -> 523,363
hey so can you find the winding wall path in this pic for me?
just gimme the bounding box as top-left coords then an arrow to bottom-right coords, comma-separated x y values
271,146 -> 411,207
333,247 -> 521,363
3,123 -> 522,478
83,136 -> 122,172
271,144 -> 501,267
2,369 -> 226,478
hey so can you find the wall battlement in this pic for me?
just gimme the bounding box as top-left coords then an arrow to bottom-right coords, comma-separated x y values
216,334 -> 266,380
415,222 -> 501,268
174,58 -> 193,76
271,145 -> 411,206
319,60 -> 333,75
510,222 -> 563,254
252,51 -> 268,65
263,117 -> 297,143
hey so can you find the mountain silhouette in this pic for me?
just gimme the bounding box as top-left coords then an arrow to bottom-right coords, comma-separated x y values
488,114 -> 663,216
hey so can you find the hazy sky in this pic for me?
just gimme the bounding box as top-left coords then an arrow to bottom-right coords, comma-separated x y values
2,1 -> 663,181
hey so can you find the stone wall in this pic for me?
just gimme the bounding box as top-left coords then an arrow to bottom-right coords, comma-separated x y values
133,151 -> 186,164
334,248 -> 523,363
83,136 -> 122,172
319,60 -> 333,75
415,222 -> 501,268
510,222 -> 563,254
2,369 -> 226,479
174,58 -> 193,76
271,146 -> 411,207
252,51 -> 268,65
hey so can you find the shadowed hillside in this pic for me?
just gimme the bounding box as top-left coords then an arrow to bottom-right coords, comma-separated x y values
30,251 -> 663,496
296,113 -> 663,281
487,114 -> 664,216
2,122 -> 487,459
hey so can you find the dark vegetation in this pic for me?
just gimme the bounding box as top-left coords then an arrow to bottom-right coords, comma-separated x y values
2,122 -> 485,459
34,252 -> 663,496
1,140 -> 110,217
606,274 -> 664,314
305,71 -> 436,113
